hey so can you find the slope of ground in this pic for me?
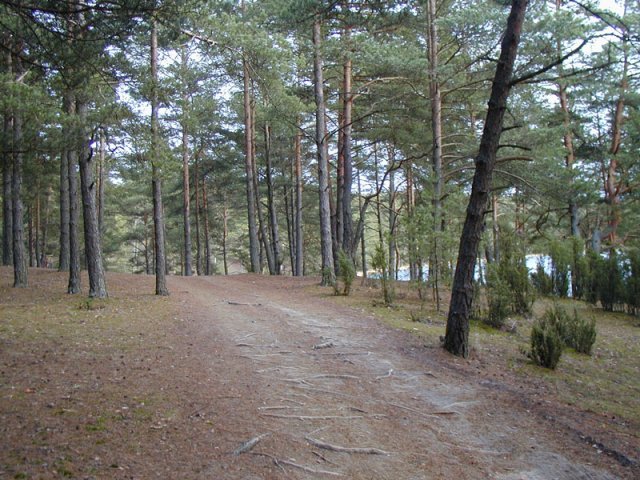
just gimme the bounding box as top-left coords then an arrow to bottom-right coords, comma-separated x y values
0,267 -> 637,479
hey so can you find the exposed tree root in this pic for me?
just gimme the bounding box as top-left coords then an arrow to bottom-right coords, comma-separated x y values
375,369 -> 394,381
252,452 -> 344,477
305,436 -> 390,455
389,401 -> 458,418
232,432 -> 270,455
260,413 -> 379,421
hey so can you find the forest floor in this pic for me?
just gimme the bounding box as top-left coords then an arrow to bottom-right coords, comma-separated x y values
0,267 -> 638,479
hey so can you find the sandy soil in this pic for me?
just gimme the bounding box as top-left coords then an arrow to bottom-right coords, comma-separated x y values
0,269 -> 637,479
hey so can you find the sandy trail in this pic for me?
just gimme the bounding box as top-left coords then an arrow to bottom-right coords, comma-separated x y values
170,274 -> 619,479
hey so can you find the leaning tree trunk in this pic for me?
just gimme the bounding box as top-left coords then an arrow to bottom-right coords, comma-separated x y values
444,0 -> 529,358
151,18 -> 168,296
77,96 -> 108,298
312,15 -> 335,285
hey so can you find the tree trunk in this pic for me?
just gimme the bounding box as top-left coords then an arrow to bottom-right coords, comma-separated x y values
194,153 -> 202,275
341,32 -> 354,259
388,160 -> 397,280
603,22 -> 628,246
2,44 -> 13,267
294,128 -> 304,276
11,78 -> 27,287
28,205 -> 34,268
40,185 -> 52,267
181,45 -> 193,276
2,112 -> 13,266
151,18 -> 168,296
77,96 -> 108,298
67,136 -> 81,294
243,54 -> 260,272
357,168 -> 367,280
35,191 -> 41,267
427,0 -> 444,310
313,15 -> 334,285
253,113 -> 274,274
202,175 -> 212,275
264,124 -> 281,274
284,183 -> 294,275
444,0 -> 529,358
96,127 -> 106,237
222,202 -> 228,275
405,163 -> 418,282
58,148 -> 69,270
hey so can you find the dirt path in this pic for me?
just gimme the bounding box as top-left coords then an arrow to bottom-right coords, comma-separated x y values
166,274 -> 623,479
1,269 -> 634,479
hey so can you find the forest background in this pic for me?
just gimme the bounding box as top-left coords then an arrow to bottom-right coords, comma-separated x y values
1,0 -> 639,356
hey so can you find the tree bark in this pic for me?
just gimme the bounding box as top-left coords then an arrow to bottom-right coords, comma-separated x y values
294,128 -> 304,277
2,42 -> 13,267
28,205 -> 34,268
603,19 -> 628,246
181,45 -> 193,276
222,202 -> 228,275
97,127 -> 106,237
77,96 -> 108,298
243,53 -> 260,272
35,191 -> 41,267
405,163 -> 418,282
40,185 -> 52,267
388,156 -> 397,280
264,124 -> 281,274
151,18 -> 168,296
2,112 -> 13,266
357,168 -> 367,280
58,148 -> 69,270
313,15 -> 335,285
194,152 -> 202,275
11,67 -> 27,287
202,175 -> 211,275
427,0 -> 444,310
67,133 -> 81,294
444,0 -> 529,358
340,30 -> 354,259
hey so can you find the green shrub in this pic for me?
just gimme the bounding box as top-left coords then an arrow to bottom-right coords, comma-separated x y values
334,250 -> 356,296
542,304 -> 572,345
530,317 -> 564,369
371,243 -> 394,305
485,265 -> 511,328
531,260 -> 553,296
550,239 -> 571,298
569,311 -> 596,355
482,232 -> 534,329
625,250 -> 640,316
599,250 -> 624,312
540,304 -> 596,355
